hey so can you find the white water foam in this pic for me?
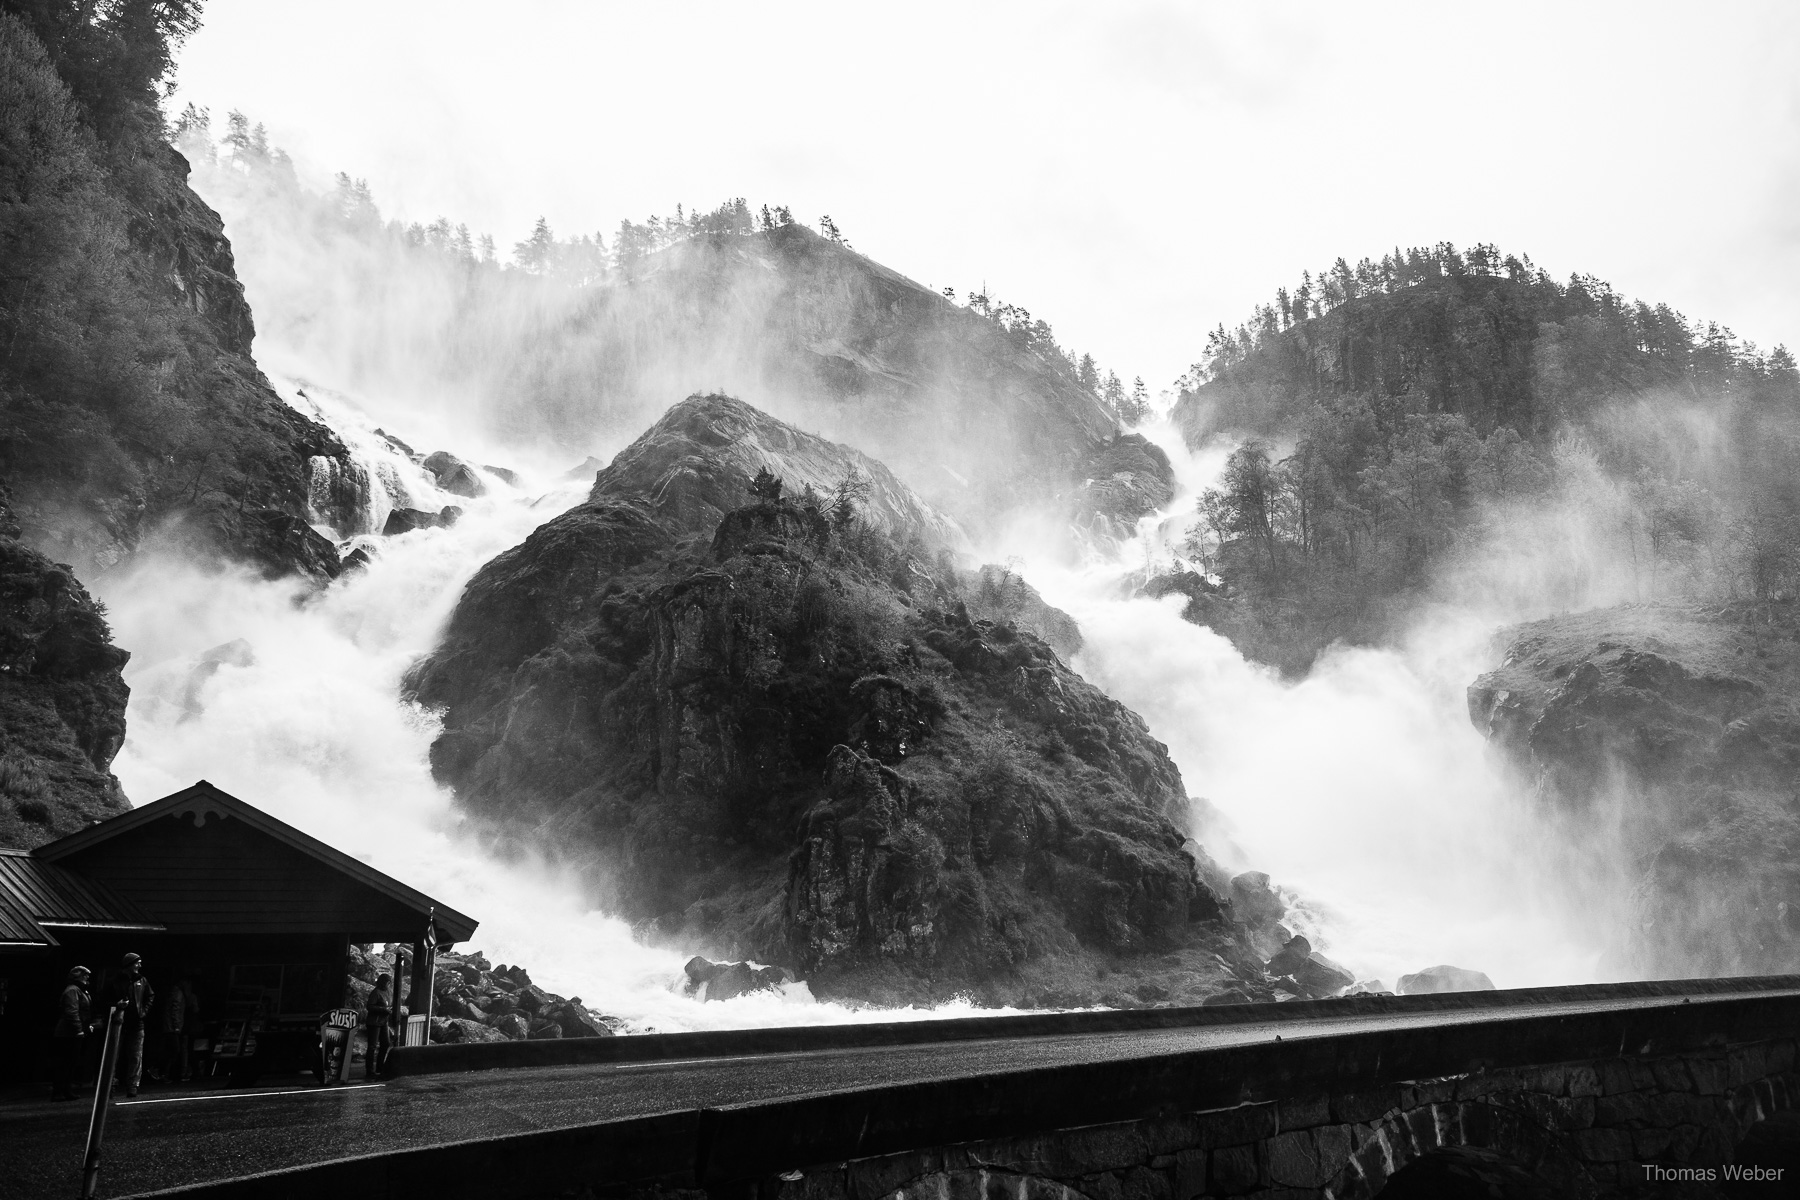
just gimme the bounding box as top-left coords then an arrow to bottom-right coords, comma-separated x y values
99,378 -> 1016,1031
995,416 -> 1611,991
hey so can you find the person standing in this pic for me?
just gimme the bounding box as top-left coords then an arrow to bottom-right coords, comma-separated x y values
156,976 -> 192,1083
365,973 -> 393,1079
50,965 -> 92,1101
102,952 -> 154,1097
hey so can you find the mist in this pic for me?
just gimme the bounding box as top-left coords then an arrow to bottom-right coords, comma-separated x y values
94,107 -> 1798,1024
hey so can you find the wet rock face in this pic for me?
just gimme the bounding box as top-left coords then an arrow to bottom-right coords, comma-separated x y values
0,512 -> 132,848
421,452 -> 487,498
683,956 -> 792,1001
410,395 -> 1240,1006
1470,603 -> 1800,976
1075,434 -> 1176,539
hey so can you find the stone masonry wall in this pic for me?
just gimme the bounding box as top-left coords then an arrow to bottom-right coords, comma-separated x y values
751,1039 -> 1798,1200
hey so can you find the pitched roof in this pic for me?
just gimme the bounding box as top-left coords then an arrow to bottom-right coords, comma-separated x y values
34,781 -> 478,943
0,849 -> 165,951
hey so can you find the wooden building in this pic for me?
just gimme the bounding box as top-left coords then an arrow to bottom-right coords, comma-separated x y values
0,781 -> 476,1083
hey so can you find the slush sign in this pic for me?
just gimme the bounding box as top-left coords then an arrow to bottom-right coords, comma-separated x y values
318,1008 -> 360,1084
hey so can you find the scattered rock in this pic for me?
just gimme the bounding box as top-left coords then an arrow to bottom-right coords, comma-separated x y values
683,956 -> 794,1002
340,544 -> 376,573
374,428 -> 419,459
1397,964 -> 1496,995
381,506 -> 462,536
1265,934 -> 1311,978
343,944 -> 619,1042
1294,951 -> 1355,997
432,1017 -> 505,1044
422,451 -> 487,498
481,464 -> 521,487
1231,872 -> 1286,929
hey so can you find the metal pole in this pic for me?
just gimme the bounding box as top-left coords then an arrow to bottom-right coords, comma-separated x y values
81,1007 -> 124,1200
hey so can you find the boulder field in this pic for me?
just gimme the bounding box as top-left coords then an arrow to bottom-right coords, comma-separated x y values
408,393 -> 1268,1008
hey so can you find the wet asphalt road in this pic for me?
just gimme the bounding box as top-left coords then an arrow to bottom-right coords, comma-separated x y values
0,989 -> 1781,1199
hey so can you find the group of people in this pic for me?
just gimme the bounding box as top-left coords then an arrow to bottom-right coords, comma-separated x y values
51,952 -> 199,1101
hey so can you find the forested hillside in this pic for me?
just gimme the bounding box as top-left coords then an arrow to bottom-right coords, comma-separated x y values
0,3 -> 348,579
167,121 -> 1164,540
1160,244 -> 1800,672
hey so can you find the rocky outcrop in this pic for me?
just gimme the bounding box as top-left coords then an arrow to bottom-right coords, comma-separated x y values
495,226 -> 1170,542
343,943 -> 618,1042
0,485 -> 131,847
409,395 -> 1257,1007
382,506 -> 463,536
0,16 -> 348,581
1397,965 -> 1496,995
683,956 -> 793,1001
421,452 -> 487,498
1470,603 -> 1800,977
1075,433 -> 1177,539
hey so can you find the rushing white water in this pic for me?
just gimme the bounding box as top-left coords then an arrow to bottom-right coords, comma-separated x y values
98,377 -> 1019,1031
995,416 -> 1612,991
97,369 -> 1607,1025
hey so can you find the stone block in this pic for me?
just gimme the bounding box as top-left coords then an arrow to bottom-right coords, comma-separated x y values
1567,1065 -> 1602,1098
1401,1106 -> 1442,1155
1209,1145 -> 1261,1196
847,1149 -> 942,1199
1668,1124 -> 1703,1160
1595,1090 -> 1653,1126
1597,1060 -> 1636,1095
1524,1093 -> 1595,1131
1771,1041 -> 1798,1075
1276,1094 -> 1330,1131
1651,1058 -> 1692,1094
1265,1126 -> 1353,1189
1004,1126 -> 1149,1177
1078,1172 -> 1123,1200
1401,1079 -> 1457,1108
1349,1137 -> 1392,1195
1687,1055 -> 1728,1095
1522,1064 -> 1568,1096
1729,1045 -> 1770,1090
1194,1105 -> 1278,1149
1142,1115 -> 1203,1157
773,1164 -> 848,1200
1330,1087 -> 1401,1125
1120,1165 -> 1170,1200
1572,1128 -> 1635,1162
1172,1150 -> 1206,1200
1634,1127 -> 1676,1160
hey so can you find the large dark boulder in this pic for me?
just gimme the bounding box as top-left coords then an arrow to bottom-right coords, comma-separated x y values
409,395 -> 1248,1006
1470,603 -> 1800,976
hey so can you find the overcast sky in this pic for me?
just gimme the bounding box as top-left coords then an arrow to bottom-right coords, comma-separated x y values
170,0 -> 1800,393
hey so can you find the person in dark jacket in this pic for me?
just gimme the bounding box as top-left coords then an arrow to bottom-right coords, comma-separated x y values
101,952 -> 154,1096
51,965 -> 92,1100
365,973 -> 393,1079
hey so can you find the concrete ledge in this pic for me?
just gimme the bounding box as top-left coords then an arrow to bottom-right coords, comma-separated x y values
389,974 -> 1800,1077
154,979 -> 1800,1199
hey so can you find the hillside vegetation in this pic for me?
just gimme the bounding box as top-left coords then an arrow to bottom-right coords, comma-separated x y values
0,4 -> 347,579
1162,243 -> 1800,672
166,124 -> 1169,542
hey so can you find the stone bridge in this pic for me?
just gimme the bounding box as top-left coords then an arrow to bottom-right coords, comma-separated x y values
106,978 -> 1800,1199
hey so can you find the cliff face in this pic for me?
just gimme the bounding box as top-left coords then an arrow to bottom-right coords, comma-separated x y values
1469,603 -> 1800,977
0,14 -> 348,580
0,486 -> 130,848
410,395 -> 1253,1006
509,226 -> 1170,541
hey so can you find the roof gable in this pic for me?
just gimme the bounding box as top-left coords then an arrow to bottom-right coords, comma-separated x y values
34,782 -> 477,943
